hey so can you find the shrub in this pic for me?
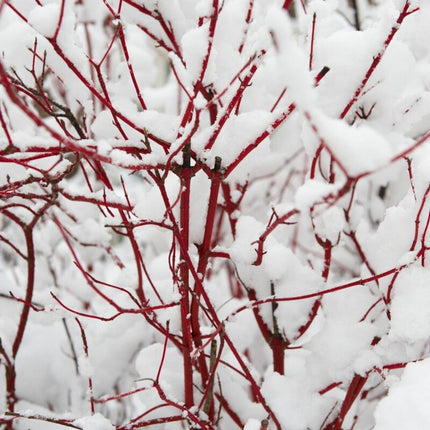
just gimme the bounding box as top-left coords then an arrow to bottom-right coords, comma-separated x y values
0,0 -> 429,429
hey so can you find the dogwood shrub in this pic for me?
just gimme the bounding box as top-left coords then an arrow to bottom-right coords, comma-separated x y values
0,0 -> 430,429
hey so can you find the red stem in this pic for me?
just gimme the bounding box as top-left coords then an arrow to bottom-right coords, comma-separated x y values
323,374 -> 367,430
178,146 -> 195,408
282,0 -> 294,11
253,208 -> 299,266
309,13 -> 316,71
11,227 -> 35,358
117,24 -> 147,111
76,318 -> 95,414
340,1 -> 416,119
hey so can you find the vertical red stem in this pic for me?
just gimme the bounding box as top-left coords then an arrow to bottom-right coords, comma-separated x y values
340,2 -> 415,119
179,144 -> 195,408
309,13 -> 316,71
12,228 -> 35,359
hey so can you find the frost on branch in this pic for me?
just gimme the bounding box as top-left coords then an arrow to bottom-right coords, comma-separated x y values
0,0 -> 430,429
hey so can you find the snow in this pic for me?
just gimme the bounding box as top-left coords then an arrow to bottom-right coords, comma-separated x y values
266,246 -> 323,339
91,111 -> 122,140
188,170 -> 210,244
207,0 -> 250,89
181,23 -> 211,83
68,218 -> 111,246
313,205 -> 346,243
374,359 -> 430,430
357,194 -> 416,273
307,319 -> 377,381
243,418 -> 262,430
229,215 -> 265,265
0,23 -> 37,85
389,266 -> 430,343
295,179 -> 342,210
14,322 -> 78,412
74,413 -> 115,430
133,174 -> 180,223
261,372 -> 312,429
313,26 -> 380,116
194,110 -> 274,167
309,111 -> 393,176
135,343 -> 184,402
28,4 -> 60,38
